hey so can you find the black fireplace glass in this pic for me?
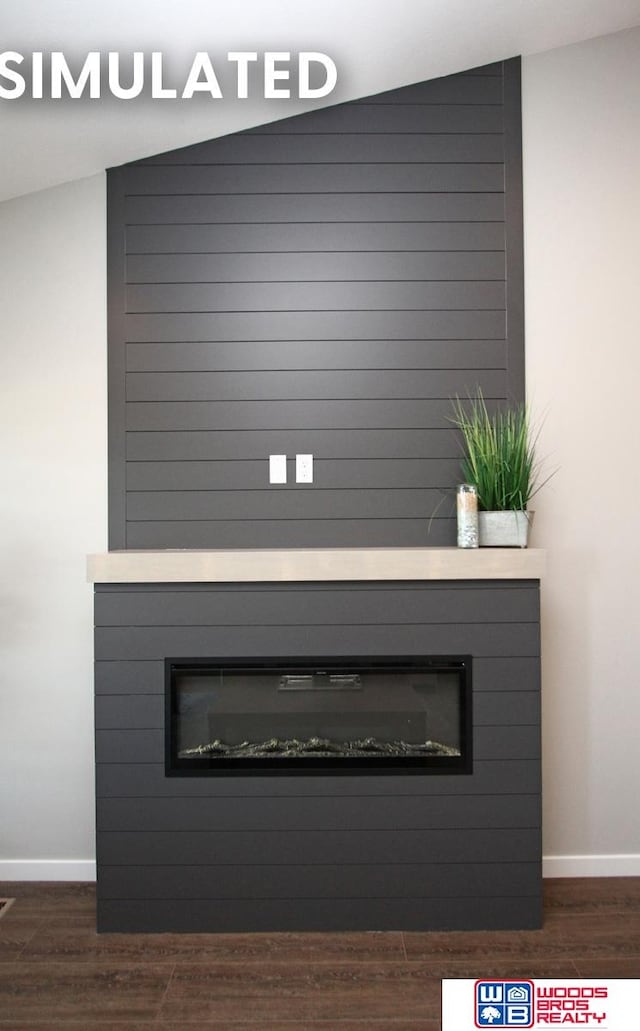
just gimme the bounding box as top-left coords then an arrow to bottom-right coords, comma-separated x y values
166,656 -> 471,775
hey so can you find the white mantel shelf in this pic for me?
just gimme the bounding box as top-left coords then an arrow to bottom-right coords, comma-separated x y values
87,548 -> 545,584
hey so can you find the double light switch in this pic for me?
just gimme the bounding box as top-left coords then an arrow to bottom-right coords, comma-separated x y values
269,454 -> 314,484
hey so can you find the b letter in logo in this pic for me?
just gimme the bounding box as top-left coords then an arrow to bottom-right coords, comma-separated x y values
474,981 -> 534,1027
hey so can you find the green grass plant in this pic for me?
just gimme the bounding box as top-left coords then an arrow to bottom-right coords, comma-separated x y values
451,393 -> 548,512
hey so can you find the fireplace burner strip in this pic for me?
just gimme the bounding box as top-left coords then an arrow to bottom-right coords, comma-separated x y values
180,735 -> 461,759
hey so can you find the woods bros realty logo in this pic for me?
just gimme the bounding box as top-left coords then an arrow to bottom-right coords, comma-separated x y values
442,979 -> 640,1030
0,50 -> 338,101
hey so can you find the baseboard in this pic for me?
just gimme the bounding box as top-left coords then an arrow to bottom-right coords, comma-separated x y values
542,854 -> 640,877
0,860 -> 97,881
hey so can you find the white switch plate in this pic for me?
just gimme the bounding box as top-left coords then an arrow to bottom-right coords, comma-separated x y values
296,453 -> 313,484
269,454 -> 287,484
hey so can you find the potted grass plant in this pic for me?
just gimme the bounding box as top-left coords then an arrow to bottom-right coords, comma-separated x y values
451,392 -> 550,547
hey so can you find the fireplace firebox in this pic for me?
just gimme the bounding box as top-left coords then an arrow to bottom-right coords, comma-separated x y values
166,655 -> 472,775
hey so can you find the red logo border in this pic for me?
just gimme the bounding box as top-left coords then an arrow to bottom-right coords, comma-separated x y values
473,979 -> 535,1029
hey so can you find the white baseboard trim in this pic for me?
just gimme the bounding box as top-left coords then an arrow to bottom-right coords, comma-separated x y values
543,854 -> 640,877
0,860 -> 96,881
1,856 -> 639,882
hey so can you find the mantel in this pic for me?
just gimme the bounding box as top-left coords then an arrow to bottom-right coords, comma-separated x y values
87,547 -> 545,584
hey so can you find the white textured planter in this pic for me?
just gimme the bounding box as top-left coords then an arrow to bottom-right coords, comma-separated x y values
478,510 -> 533,548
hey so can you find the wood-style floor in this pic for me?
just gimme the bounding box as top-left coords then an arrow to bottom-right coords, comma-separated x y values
0,879 -> 638,1029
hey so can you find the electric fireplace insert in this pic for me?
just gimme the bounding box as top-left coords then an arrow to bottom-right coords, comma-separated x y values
166,655 -> 472,775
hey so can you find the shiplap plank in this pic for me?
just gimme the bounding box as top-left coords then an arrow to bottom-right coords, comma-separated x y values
125,339 -> 507,373
475,691 -> 540,726
125,487 -> 447,521
125,192 -> 505,225
125,428 -> 463,461
95,758 -> 541,796
126,221 -> 506,253
94,584 -> 539,627
97,894 -> 541,933
125,457 -> 464,491
123,519 -> 453,552
98,862 -> 540,902
244,104 -> 503,135
125,398 -> 482,432
125,369 -> 506,403
126,252 -> 505,285
95,660 -> 163,695
126,280 -> 506,314
124,309 -> 506,342
97,794 -> 540,833
123,518 -> 455,549
136,132 -> 506,166
97,826 -> 538,866
94,622 -> 539,663
96,894 -> 541,932
124,162 -> 504,196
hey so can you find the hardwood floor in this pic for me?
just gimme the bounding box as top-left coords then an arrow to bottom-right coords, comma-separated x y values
0,879 -> 638,1029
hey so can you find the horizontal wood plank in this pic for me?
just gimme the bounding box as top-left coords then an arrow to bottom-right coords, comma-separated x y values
95,757 -> 541,797
125,192 -> 504,225
98,860 -> 540,902
136,132 -> 506,166
125,368 -> 506,403
126,221 -> 506,254
95,893 -> 542,932
94,586 -> 538,628
124,457 -> 465,491
124,487 -> 450,521
124,162 -> 505,196
123,518 -> 455,549
125,428 -> 464,461
125,339 -> 507,373
94,622 -> 540,663
96,793 -> 540,834
124,397 -> 485,432
126,252 -> 505,286
96,826 -> 538,866
125,280 -> 506,314
124,309 -> 505,342
244,104 -> 503,135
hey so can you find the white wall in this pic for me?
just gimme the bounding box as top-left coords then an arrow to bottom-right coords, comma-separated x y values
0,175 -> 107,878
1,27 -> 639,879
523,26 -> 640,874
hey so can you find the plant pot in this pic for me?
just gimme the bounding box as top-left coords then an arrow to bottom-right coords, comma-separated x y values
478,510 -> 533,548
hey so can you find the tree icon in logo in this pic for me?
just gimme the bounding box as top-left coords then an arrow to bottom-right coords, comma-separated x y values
481,1005 -> 501,1024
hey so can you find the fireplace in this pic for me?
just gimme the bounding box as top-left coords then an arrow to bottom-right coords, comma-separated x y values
167,655 -> 471,775
90,557 -> 543,933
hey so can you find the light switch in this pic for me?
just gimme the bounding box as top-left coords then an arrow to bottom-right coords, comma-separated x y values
269,454 -> 287,484
296,453 -> 313,484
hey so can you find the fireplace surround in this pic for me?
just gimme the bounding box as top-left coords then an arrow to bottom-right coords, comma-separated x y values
89,547 -> 543,934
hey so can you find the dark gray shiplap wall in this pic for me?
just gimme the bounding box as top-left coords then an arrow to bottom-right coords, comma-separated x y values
107,59 -> 523,549
95,579 -> 541,933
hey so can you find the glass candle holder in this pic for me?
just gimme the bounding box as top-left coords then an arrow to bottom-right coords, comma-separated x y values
456,484 -> 479,548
